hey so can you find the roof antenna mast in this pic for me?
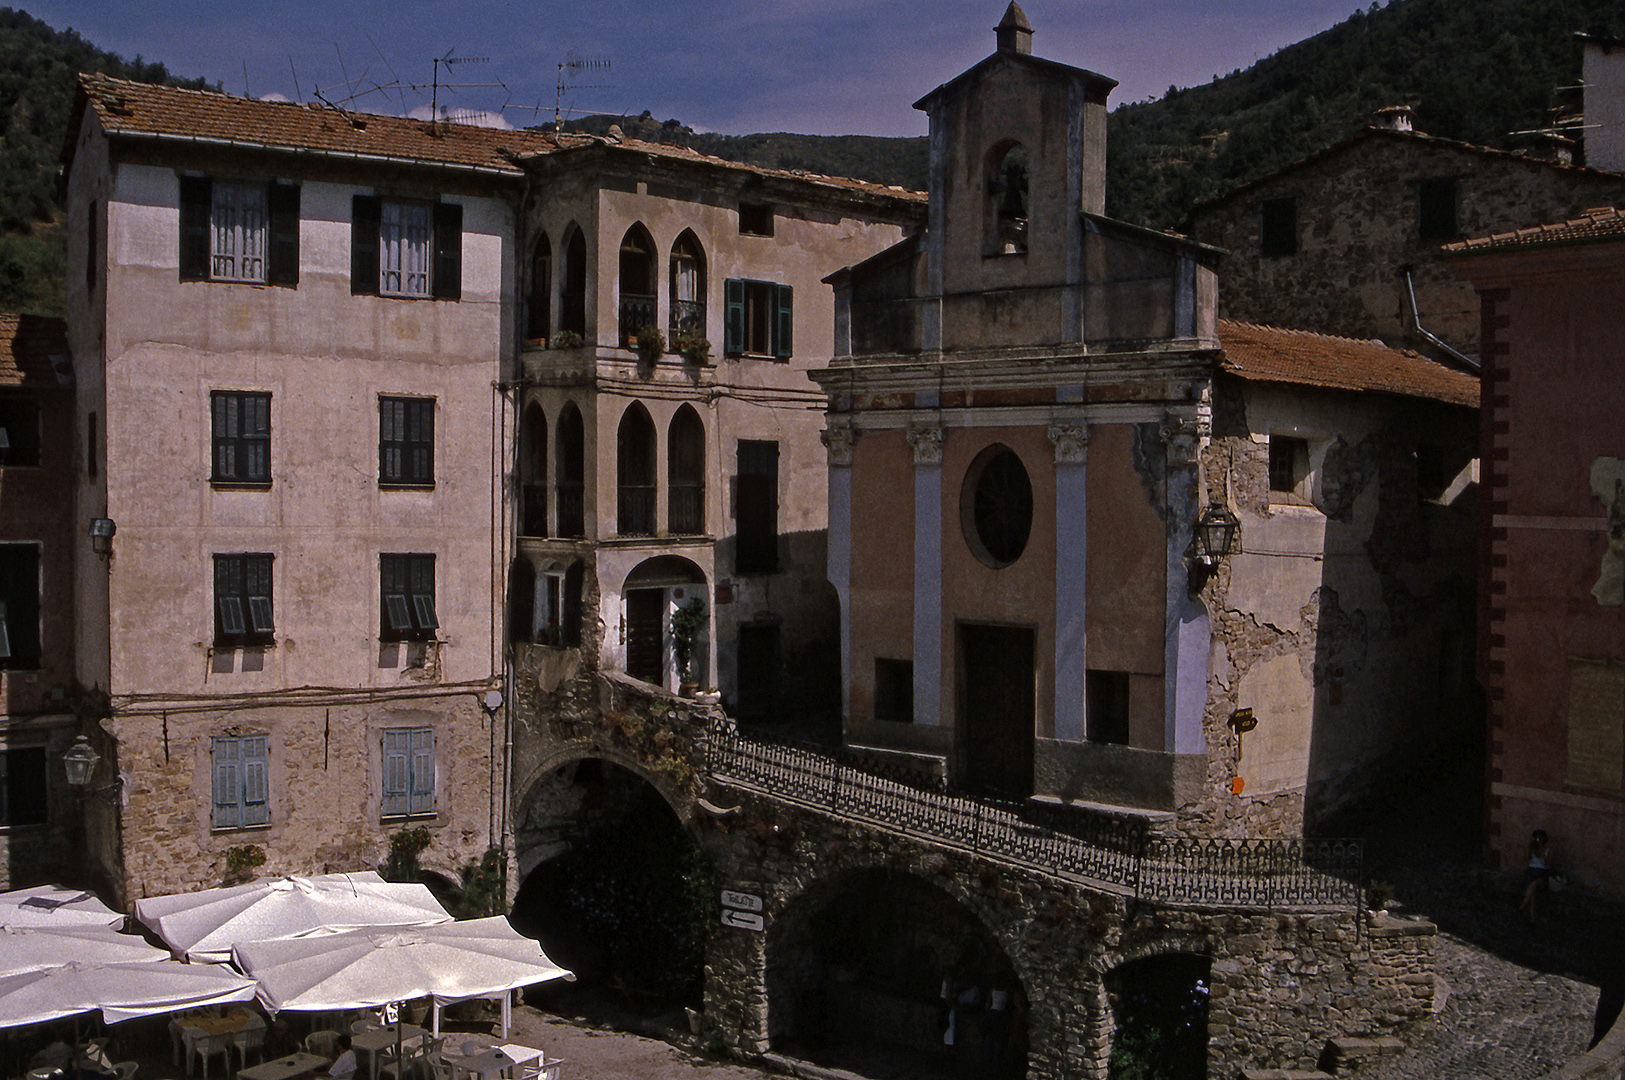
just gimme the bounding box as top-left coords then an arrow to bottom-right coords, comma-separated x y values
555,53 -> 611,133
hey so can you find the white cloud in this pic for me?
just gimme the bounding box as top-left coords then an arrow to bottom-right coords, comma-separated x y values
406,105 -> 515,130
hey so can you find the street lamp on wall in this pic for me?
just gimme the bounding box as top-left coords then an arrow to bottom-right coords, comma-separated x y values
1187,500 -> 1241,593
88,518 -> 115,555
63,735 -> 120,799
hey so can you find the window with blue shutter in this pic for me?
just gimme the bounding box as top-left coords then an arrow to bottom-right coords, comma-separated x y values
382,727 -> 435,819
212,735 -> 269,829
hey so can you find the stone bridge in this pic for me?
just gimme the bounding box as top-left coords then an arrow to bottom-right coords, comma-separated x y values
509,659 -> 1435,1079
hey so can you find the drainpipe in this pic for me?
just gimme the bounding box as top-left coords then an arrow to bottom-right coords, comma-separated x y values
1400,265 -> 1480,371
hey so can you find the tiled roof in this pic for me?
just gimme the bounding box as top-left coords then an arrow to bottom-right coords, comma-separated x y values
0,313 -> 70,388
76,74 -> 927,205
1444,205 -> 1625,253
1186,125 -> 1625,221
1218,320 -> 1478,407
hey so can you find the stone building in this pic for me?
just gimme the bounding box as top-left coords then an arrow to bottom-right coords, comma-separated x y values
62,75 -> 523,903
1449,206 -> 1625,894
505,135 -> 922,725
1184,118 -> 1625,356
814,5 -> 1480,836
0,313 -> 81,887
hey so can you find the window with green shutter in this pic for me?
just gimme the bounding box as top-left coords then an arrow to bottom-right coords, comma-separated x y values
381,728 -> 435,818
212,734 -> 269,830
723,278 -> 792,359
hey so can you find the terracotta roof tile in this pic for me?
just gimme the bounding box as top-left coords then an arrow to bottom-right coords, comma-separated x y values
1218,320 -> 1477,407
77,74 -> 926,205
1444,204 -> 1625,253
0,313 -> 70,388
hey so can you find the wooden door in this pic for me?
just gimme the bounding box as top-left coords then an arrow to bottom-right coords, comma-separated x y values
626,589 -> 665,685
960,624 -> 1035,797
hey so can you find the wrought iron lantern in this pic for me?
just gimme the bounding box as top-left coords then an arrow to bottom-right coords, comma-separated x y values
1186,500 -> 1241,592
88,518 -> 116,555
63,735 -> 101,787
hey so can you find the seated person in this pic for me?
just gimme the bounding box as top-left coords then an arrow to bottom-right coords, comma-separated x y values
327,1036 -> 357,1080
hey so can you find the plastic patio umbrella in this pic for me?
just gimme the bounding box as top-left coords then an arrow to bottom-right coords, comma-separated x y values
232,917 -> 573,1037
136,872 -> 453,962
0,958 -> 258,1029
0,887 -> 123,930
0,925 -> 170,978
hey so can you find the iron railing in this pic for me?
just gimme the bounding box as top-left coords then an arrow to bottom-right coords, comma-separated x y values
618,484 -> 656,535
703,720 -> 1362,910
520,483 -> 547,538
669,483 -> 704,534
620,293 -> 657,348
556,483 -> 584,538
670,298 -> 705,339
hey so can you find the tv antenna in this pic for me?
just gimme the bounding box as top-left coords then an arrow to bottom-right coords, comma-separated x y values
555,54 -> 612,132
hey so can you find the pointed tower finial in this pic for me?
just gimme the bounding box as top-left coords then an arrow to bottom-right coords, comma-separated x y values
996,2 -> 1033,54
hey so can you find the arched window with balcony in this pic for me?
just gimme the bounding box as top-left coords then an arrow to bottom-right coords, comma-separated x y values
669,231 -> 706,341
986,142 -> 1030,255
561,225 -> 587,338
617,402 -> 656,536
519,401 -> 547,537
555,402 -> 585,538
525,233 -> 551,341
668,405 -> 705,535
618,224 -> 656,348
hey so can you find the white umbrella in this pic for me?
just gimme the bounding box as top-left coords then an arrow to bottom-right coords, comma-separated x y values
0,887 -> 122,929
136,872 -> 452,962
232,918 -> 573,1035
0,959 -> 258,1029
0,924 -> 169,977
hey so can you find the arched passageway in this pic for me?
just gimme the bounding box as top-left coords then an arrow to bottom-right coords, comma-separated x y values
766,868 -> 1026,1078
1105,954 -> 1210,1080
511,758 -> 717,1009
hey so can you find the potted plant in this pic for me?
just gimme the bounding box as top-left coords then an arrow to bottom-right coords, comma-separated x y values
670,597 -> 707,697
675,330 -> 712,365
634,325 -> 665,364
551,329 -> 583,350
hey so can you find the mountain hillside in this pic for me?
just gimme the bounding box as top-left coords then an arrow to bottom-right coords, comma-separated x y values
0,7 -> 210,315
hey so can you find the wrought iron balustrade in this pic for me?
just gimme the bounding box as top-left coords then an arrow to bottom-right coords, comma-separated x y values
703,720 -> 1362,910
669,484 -> 704,534
619,294 -> 657,348
520,483 -> 547,537
670,299 -> 705,339
556,483 -> 584,538
618,484 -> 656,536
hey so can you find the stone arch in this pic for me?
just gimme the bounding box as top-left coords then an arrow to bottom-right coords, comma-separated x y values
555,400 -> 585,538
618,223 -> 657,347
525,231 -> 550,340
619,554 -> 709,688
510,751 -> 716,1006
1098,948 -> 1214,1080
669,229 -> 706,339
986,140 -> 1030,255
764,865 -> 1030,1067
560,223 -> 587,337
616,401 -> 656,537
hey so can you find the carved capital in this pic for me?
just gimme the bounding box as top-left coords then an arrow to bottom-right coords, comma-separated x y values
906,425 -> 944,465
1047,424 -> 1089,464
1159,417 -> 1207,466
821,425 -> 859,466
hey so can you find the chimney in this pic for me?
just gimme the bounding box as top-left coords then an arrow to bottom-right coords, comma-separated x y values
996,2 -> 1033,55
1372,105 -> 1415,132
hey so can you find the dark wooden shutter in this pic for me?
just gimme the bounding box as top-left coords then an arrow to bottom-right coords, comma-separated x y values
351,195 -> 381,295
736,440 -> 779,573
267,182 -> 300,287
724,278 -> 744,355
178,176 -> 212,281
774,283 -> 793,359
432,201 -> 462,300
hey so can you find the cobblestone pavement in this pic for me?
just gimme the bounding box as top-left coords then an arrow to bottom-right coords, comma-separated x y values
503,1003 -> 771,1080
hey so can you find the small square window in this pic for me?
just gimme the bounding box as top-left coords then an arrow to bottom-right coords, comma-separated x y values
380,397 -> 434,486
874,658 -> 914,723
1269,435 -> 1310,501
1418,178 -> 1458,242
0,747 -> 47,827
1087,670 -> 1131,745
1260,196 -> 1299,257
739,203 -> 774,237
0,398 -> 41,468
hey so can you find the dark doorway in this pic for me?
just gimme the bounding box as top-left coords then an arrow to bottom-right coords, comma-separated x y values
737,623 -> 780,722
1107,954 -> 1210,1080
959,624 -> 1034,797
625,589 -> 665,685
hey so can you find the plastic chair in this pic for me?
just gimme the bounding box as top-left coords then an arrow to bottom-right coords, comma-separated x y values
190,1032 -> 233,1080
304,1031 -> 343,1058
112,1062 -> 139,1080
232,1025 -> 266,1071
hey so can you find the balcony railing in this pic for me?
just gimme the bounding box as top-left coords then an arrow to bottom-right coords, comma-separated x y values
619,293 -> 657,348
556,482 -> 584,538
520,483 -> 547,537
669,298 -> 705,339
669,483 -> 704,535
618,484 -> 656,536
703,719 -> 1364,910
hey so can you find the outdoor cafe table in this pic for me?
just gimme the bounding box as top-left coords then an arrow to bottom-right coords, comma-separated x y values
350,1024 -> 427,1080
238,1052 -> 328,1080
175,1009 -> 265,1071
442,1049 -> 514,1080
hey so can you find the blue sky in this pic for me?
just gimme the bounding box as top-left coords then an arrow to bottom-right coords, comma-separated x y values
24,0 -> 1369,135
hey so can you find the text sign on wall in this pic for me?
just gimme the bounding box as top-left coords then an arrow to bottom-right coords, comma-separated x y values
720,890 -> 764,913
720,909 -> 765,932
